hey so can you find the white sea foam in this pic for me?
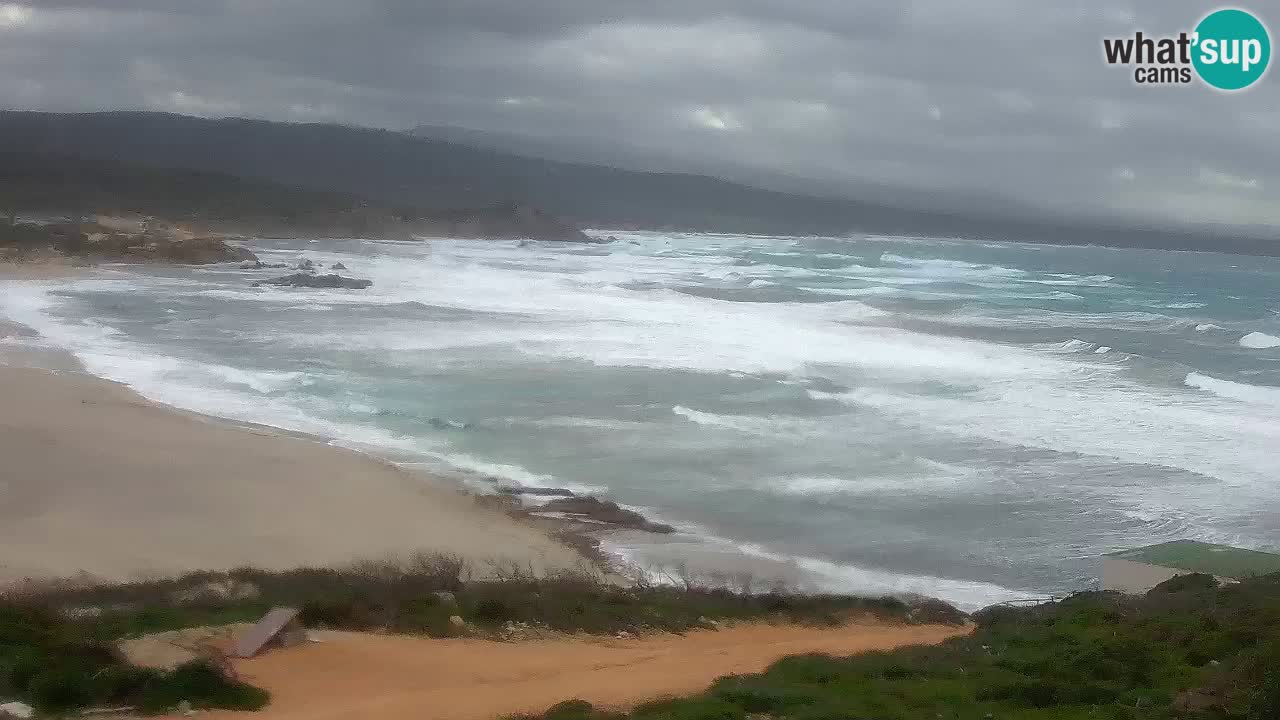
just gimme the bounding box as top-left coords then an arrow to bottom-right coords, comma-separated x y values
1240,331 -> 1280,349
843,377 -> 1280,497
415,450 -> 605,495
522,416 -> 653,431
603,534 -> 1036,611
672,405 -> 827,439
0,282 -> 425,454
1185,372 -> 1280,409
263,242 -> 1079,382
1029,274 -> 1114,286
935,307 -> 1191,332
878,253 -> 1024,278
771,468 -> 968,497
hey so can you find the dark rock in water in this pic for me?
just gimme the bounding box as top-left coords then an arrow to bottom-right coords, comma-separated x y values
537,496 -> 675,533
627,240 -> 641,246
295,258 -> 317,272
498,486 -> 576,498
254,273 -> 372,289
241,260 -> 288,269
331,262 -> 347,270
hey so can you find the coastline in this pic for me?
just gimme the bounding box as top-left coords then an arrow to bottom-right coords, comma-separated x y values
0,257 -> 1039,604
0,265 -> 598,584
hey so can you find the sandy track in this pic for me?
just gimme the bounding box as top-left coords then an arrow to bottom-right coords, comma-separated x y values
212,622 -> 969,720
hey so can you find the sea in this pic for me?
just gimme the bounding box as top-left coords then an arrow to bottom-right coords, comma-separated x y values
3,230 -> 1278,610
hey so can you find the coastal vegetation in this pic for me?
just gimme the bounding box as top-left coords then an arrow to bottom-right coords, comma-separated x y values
0,555 -> 957,715
4,559 -> 1278,717
514,573 -> 1280,720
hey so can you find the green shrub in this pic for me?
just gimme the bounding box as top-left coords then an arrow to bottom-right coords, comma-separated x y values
0,601 -> 268,714
136,661 -> 270,714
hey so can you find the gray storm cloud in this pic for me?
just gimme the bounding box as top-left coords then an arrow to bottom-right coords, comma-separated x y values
2,0 -> 1277,225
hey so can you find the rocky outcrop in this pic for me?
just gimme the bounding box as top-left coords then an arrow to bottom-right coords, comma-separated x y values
142,236 -> 258,264
1,220 -> 257,264
498,486 -> 577,498
254,273 -> 372,289
536,496 -> 676,533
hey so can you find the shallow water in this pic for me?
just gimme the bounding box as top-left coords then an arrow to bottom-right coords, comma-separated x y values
4,231 -> 1278,610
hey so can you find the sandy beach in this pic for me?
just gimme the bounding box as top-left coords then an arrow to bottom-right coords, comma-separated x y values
0,363 -> 589,584
0,266 -> 590,583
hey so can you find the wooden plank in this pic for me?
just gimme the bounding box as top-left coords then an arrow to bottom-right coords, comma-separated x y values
233,606 -> 301,658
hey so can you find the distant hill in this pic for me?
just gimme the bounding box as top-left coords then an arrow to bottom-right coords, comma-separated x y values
0,150 -> 586,242
409,124 -> 1046,220
1,111 -> 1276,256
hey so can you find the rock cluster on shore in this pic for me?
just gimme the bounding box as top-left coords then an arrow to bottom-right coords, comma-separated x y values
241,256 -> 374,289
538,496 -> 676,534
494,485 -> 677,534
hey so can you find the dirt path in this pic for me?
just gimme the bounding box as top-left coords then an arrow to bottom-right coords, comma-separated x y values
211,621 -> 969,720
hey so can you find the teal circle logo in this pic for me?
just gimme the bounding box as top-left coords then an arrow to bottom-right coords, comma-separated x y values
1192,9 -> 1271,90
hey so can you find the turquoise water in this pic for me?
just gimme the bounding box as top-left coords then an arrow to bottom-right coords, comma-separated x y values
4,231 -> 1278,608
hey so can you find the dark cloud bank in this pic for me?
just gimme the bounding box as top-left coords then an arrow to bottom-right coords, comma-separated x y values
2,0 -> 1278,227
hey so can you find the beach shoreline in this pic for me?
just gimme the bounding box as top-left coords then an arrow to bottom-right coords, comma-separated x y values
0,260 -> 1035,608
0,267 -> 600,584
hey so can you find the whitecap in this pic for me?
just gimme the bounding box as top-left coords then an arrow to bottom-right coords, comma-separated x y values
1239,331 -> 1280,349
1185,372 -> 1280,409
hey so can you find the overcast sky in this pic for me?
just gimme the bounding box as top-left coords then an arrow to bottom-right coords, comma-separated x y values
2,1 -> 1278,226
